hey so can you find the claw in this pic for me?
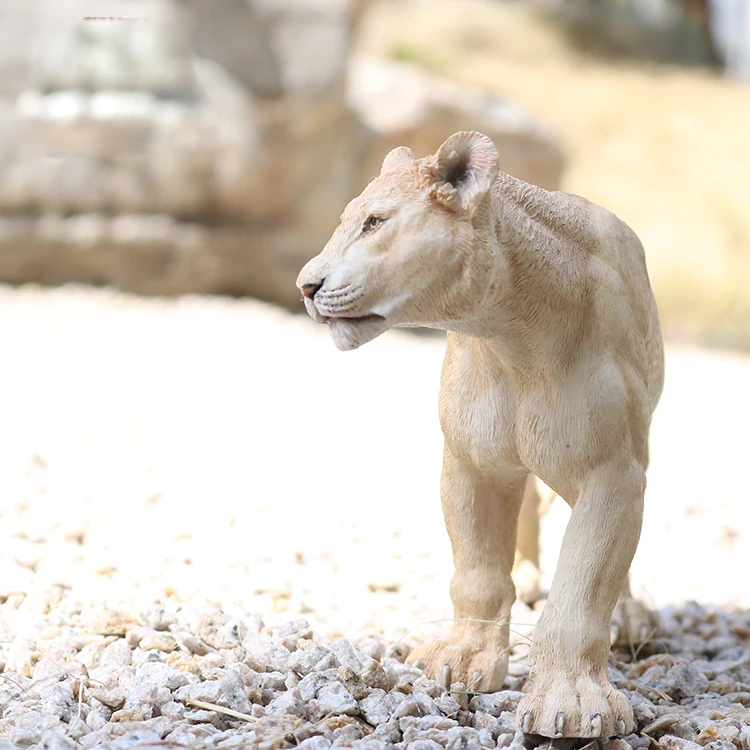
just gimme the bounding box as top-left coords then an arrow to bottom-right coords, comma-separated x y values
554,712 -> 565,737
590,713 -> 603,736
521,712 -> 534,734
616,719 -> 626,735
441,663 -> 452,691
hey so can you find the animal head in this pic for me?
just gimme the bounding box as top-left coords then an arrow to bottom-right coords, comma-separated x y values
296,131 -> 501,350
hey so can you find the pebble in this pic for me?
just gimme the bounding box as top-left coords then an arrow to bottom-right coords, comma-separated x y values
0,601 -> 749,749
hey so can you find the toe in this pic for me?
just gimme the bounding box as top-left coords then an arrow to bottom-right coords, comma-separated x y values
520,710 -> 534,734
441,663 -> 452,690
554,712 -> 565,737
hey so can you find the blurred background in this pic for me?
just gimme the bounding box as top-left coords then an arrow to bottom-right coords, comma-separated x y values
1,0 -> 749,346
0,0 -> 749,642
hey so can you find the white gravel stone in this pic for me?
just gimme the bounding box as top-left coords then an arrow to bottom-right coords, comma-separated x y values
40,681 -> 77,722
289,643 -> 339,675
469,692 -> 525,717
311,680 -> 359,716
297,738 -> 333,750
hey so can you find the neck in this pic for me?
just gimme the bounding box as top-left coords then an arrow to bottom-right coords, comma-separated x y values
436,173 -> 588,371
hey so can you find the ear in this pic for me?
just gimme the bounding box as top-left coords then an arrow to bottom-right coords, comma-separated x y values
425,131 -> 499,215
380,146 -> 415,175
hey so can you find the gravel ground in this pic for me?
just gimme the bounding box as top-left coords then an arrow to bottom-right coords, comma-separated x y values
1,284 -> 749,749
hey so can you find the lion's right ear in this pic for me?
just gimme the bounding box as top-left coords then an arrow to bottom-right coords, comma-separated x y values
423,131 -> 499,215
380,146 -> 415,176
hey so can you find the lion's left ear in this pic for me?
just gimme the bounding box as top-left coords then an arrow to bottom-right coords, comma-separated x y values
429,131 -> 499,215
380,146 -> 415,175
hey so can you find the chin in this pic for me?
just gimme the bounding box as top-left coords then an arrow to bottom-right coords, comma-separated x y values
328,315 -> 389,351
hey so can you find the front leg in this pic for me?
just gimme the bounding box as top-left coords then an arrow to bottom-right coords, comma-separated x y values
408,445 -> 527,692
518,458 -> 645,738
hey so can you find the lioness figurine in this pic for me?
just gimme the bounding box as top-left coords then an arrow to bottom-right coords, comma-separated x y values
296,131 -> 664,738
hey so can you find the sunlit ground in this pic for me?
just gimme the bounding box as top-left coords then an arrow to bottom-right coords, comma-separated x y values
1,286 -> 748,647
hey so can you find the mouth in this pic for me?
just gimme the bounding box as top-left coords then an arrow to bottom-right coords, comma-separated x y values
325,313 -> 389,351
324,313 -> 386,325
301,296 -> 389,350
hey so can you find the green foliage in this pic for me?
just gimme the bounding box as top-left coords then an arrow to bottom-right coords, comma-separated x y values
387,41 -> 452,74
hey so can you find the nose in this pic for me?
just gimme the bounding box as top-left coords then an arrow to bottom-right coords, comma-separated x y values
301,280 -> 324,300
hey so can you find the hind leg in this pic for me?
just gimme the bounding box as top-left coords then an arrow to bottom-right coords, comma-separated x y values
513,476 -> 542,604
611,575 -> 660,648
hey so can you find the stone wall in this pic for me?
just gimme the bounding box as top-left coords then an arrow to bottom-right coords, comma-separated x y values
0,0 -> 565,309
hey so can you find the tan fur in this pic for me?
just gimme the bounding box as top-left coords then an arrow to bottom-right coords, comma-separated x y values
297,132 -> 664,739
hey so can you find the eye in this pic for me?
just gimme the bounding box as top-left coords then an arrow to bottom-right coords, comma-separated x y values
363,215 -> 384,233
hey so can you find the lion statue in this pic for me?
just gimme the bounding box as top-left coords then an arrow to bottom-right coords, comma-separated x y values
296,131 -> 664,738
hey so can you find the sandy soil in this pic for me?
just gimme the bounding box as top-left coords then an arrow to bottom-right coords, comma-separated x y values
1,284 -> 748,648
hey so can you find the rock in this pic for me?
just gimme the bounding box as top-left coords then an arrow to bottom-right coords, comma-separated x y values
88,686 -> 127,709
177,634 -> 212,656
40,681 -> 76,722
401,715 -> 461,744
473,710 -> 506,738
126,627 -> 157,649
664,662 -> 711,700
160,701 -> 185,722
468,692 -> 525,718
299,669 -> 341,702
362,657 -> 391,691
88,610 -> 136,637
333,639 -> 365,673
289,643 -> 339,675
112,681 -> 158,722
357,638 -> 385,662
0,1 -> 563,311
476,727 -> 495,748
359,689 -> 395,726
348,57 -> 564,193
3,637 -> 41,677
275,618 -> 314,651
384,642 -> 412,663
108,729 -> 163,749
310,680 -> 359,718
219,670 -> 253,714
370,715 -> 403,743
260,670 -> 288,691
102,638 -> 133,666
339,666 -> 369,700
40,729 -> 80,750
434,694 -> 462,717
332,722 -> 365,744
135,662 -> 191,691
139,633 -> 179,653
659,737 -> 704,750
267,687 -> 307,718
173,680 -> 224,705
298,738 -> 333,750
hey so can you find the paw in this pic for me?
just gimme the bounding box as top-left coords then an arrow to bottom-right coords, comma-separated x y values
517,672 -> 635,738
512,559 -> 541,605
611,596 -> 659,648
408,635 -> 508,693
